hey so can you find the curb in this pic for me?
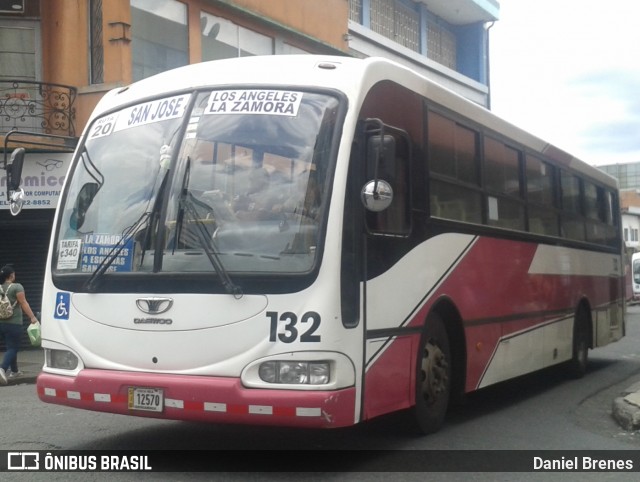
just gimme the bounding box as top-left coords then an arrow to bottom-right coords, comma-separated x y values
1,348 -> 42,387
6,374 -> 38,386
612,381 -> 640,431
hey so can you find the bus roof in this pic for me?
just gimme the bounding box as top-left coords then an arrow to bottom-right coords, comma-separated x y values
93,55 -> 616,189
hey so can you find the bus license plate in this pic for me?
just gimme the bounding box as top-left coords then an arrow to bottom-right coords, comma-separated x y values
128,387 -> 164,412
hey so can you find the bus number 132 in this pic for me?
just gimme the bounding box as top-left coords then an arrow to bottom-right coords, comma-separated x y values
267,311 -> 321,343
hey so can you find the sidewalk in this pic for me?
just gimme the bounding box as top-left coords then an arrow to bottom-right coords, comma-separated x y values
2,347 -> 43,385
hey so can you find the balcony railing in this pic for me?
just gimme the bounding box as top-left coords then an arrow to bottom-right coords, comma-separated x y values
0,80 -> 77,138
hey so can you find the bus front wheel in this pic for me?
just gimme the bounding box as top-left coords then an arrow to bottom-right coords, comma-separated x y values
412,312 -> 451,434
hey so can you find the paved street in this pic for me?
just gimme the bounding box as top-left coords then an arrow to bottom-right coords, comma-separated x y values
2,306 -> 640,480
9,306 -> 640,433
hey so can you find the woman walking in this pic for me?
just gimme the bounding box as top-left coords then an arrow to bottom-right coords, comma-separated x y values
0,265 -> 39,385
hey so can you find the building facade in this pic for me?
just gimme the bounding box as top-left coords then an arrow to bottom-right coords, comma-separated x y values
347,0 -> 499,106
1,0 -> 498,324
620,189 -> 640,251
598,162 -> 640,191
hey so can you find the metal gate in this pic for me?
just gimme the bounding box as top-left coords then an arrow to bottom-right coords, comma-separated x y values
0,209 -> 53,348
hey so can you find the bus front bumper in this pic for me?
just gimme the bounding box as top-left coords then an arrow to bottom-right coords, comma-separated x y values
36,370 -> 357,429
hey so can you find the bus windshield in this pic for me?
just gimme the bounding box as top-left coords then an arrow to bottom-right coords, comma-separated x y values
53,89 -> 340,281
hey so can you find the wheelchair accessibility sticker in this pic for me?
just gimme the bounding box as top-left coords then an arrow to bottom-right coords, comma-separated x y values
54,292 -> 70,320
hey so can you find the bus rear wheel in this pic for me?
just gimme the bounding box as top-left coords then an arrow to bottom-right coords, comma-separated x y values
412,312 -> 451,434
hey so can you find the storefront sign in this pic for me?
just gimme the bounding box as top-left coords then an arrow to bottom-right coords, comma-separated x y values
0,151 -> 72,210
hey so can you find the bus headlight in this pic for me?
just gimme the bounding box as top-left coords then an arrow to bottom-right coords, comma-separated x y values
242,352 -> 354,389
258,361 -> 330,385
46,349 -> 79,370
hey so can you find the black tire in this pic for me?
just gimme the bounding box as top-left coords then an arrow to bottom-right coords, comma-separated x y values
566,307 -> 590,378
411,312 -> 451,434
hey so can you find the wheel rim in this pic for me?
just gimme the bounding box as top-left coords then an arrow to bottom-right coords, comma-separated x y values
419,339 -> 449,405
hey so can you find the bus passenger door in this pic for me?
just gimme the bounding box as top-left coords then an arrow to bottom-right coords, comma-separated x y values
359,121 -> 416,419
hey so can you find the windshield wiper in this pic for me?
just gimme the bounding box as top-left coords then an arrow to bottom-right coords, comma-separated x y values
170,157 -> 242,297
180,192 -> 243,298
174,156 -> 242,298
141,156 -> 173,270
83,211 -> 150,292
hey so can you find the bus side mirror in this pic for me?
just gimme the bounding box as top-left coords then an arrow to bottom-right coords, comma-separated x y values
361,135 -> 395,212
361,179 -> 393,212
5,148 -> 26,216
7,148 -> 25,192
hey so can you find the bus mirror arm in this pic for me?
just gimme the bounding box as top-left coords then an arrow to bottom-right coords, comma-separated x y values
5,148 -> 26,215
361,121 -> 395,212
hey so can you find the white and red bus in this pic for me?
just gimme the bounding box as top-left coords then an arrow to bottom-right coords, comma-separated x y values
27,56 -> 624,433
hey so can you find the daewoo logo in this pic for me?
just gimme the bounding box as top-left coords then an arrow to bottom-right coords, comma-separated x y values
136,297 -> 173,315
134,318 -> 173,325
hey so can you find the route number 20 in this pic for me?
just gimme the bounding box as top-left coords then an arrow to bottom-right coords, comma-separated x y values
267,311 -> 321,343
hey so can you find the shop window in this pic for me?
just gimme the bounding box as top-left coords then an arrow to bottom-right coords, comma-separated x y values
0,20 -> 37,81
201,13 -> 273,62
0,19 -> 40,133
427,16 -> 456,69
282,43 -> 309,55
131,0 -> 188,81
349,0 -> 362,22
370,0 -> 420,53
